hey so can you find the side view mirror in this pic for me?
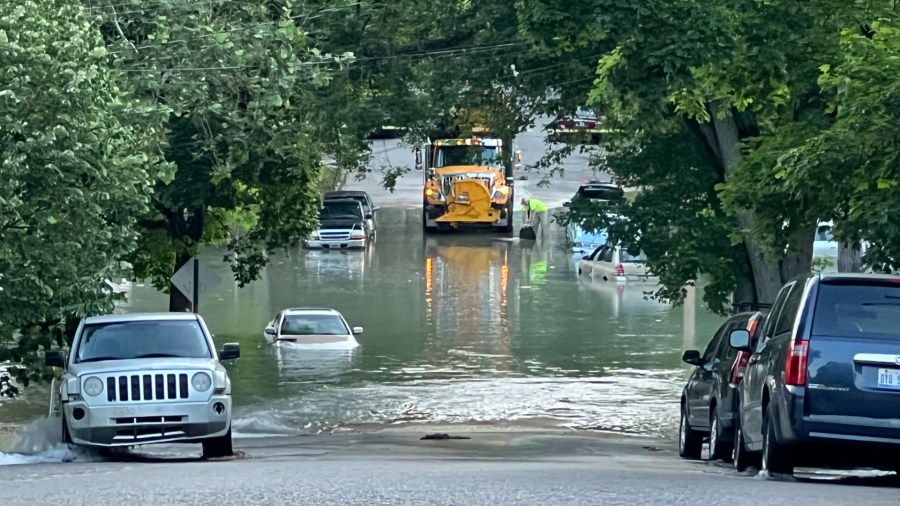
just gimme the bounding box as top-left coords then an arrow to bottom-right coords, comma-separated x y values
414,149 -> 423,171
562,201 -> 571,208
264,327 -> 276,336
45,349 -> 65,368
582,255 -> 590,261
219,343 -> 241,360
682,349 -> 703,366
365,213 -> 373,220
352,326 -> 364,335
729,329 -> 752,351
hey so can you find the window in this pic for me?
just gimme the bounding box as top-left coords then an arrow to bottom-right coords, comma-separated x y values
702,323 -> 729,363
281,314 -> 350,336
812,282 -> 900,340
600,247 -> 615,263
774,282 -> 805,337
760,284 -> 792,344
320,202 -> 362,220
619,248 -> 646,263
435,146 -> 498,167
76,320 -> 211,363
589,246 -> 606,260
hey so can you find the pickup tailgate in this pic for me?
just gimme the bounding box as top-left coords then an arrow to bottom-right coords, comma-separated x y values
806,280 -> 900,421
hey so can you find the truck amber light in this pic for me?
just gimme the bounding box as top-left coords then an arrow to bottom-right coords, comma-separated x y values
425,188 -> 434,196
499,187 -> 509,194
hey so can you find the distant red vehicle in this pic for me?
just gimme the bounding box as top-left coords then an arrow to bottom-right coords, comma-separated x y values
547,107 -> 604,144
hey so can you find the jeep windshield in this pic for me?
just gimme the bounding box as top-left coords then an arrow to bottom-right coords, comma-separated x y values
320,202 -> 363,220
75,320 -> 212,363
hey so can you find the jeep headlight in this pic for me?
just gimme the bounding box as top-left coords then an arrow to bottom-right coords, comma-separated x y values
83,376 -> 103,397
309,231 -> 320,240
192,372 -> 212,392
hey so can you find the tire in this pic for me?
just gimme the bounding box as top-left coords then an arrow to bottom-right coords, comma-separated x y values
61,415 -> 72,445
762,411 -> 794,476
708,406 -> 733,462
202,426 -> 233,459
733,419 -> 757,472
678,405 -> 703,459
422,207 -> 430,233
502,200 -> 514,234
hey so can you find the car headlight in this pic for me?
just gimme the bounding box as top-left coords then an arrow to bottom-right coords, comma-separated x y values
310,231 -> 320,240
83,376 -> 103,397
192,372 -> 212,392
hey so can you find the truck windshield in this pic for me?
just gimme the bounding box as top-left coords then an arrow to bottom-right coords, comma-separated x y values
320,202 -> 362,219
75,320 -> 212,363
435,146 -> 499,167
813,283 -> 900,340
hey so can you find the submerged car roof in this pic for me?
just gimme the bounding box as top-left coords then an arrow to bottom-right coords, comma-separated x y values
282,307 -> 343,316
84,312 -> 199,324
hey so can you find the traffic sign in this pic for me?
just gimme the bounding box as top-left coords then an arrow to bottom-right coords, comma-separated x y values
170,257 -> 222,312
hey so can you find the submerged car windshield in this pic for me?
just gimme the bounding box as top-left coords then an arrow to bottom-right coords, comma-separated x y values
75,320 -> 212,363
281,314 -> 350,335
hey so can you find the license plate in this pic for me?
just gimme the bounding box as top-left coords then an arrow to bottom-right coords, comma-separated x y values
877,368 -> 900,389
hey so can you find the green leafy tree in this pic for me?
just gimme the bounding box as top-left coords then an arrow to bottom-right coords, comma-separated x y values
88,1 -> 360,310
0,0 -> 164,387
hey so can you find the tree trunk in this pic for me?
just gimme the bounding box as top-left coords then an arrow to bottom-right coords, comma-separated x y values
169,250 -> 194,312
781,225 -> 815,280
838,241 -> 863,272
707,101 -> 785,304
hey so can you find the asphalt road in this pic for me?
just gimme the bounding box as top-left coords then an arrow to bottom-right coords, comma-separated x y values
1,429 -> 898,505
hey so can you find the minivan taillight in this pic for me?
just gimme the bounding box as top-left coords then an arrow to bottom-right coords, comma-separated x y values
785,338 -> 809,386
615,264 -> 625,276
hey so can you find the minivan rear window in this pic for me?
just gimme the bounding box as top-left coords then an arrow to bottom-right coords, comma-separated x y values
812,283 -> 900,339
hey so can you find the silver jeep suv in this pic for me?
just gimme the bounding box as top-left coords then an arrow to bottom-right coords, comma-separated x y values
45,312 -> 240,458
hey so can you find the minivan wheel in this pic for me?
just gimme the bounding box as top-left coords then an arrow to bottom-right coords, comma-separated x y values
762,412 -> 794,476
202,426 -> 234,459
709,407 -> 733,462
678,407 -> 703,459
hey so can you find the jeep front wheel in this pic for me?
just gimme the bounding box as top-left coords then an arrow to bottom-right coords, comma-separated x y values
202,426 -> 233,459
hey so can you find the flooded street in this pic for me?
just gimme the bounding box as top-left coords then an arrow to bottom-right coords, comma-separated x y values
2,206 -> 723,441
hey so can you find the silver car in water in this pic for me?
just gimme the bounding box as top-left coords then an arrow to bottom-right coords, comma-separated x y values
45,312 -> 240,458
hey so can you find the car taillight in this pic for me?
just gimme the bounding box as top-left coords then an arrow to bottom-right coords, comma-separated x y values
785,338 -> 809,386
615,264 -> 625,276
730,352 -> 749,386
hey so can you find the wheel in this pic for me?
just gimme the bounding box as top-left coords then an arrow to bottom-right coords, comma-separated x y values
422,207 -> 431,233
502,200 -> 514,233
61,414 -> 72,445
202,426 -> 233,459
678,405 -> 703,459
708,406 -> 732,462
762,411 -> 794,475
733,418 -> 759,472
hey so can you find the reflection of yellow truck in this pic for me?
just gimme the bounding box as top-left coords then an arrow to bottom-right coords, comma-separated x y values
416,136 -> 521,233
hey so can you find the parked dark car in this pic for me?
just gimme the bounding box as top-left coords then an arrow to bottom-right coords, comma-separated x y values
731,273 -> 900,476
324,190 -> 377,238
679,312 -> 756,461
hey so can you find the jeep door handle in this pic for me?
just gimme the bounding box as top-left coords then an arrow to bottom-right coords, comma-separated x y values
748,355 -> 760,365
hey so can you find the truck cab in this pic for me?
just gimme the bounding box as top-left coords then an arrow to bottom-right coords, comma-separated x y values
416,136 -> 521,234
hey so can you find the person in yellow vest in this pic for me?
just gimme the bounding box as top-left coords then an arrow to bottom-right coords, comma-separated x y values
521,196 -> 549,240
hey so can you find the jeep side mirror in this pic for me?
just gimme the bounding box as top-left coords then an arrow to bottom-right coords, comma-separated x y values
45,349 -> 65,368
264,327 -> 276,336
729,329 -> 752,351
582,255 -> 590,261
414,150 -> 422,171
219,343 -> 240,360
365,213 -> 373,220
681,350 -> 703,366
352,326 -> 364,335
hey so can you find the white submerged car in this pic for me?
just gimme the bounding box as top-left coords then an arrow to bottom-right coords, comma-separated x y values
263,308 -> 362,348
45,313 -> 240,459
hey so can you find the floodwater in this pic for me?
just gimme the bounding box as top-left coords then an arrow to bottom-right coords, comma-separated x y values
0,208 -> 724,443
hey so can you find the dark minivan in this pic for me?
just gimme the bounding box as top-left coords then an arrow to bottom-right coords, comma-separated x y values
679,312 -> 763,461
731,273 -> 900,475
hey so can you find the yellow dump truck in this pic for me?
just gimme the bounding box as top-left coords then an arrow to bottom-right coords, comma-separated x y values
416,136 -> 521,233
